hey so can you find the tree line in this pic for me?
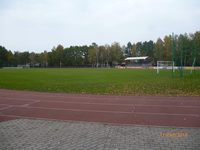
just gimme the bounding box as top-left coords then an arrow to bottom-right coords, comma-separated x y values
0,31 -> 200,68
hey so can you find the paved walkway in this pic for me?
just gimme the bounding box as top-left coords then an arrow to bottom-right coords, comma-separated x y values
1,119 -> 200,150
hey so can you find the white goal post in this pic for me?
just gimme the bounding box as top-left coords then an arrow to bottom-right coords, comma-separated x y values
157,61 -> 175,74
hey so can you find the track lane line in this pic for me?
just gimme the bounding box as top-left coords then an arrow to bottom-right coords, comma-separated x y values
28,101 -> 200,115
1,97 -> 200,108
3,105 -> 199,117
1,93 -> 200,102
29,100 -> 200,108
0,105 -> 13,111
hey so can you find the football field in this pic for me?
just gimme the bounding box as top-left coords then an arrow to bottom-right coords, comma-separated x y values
0,68 -> 200,96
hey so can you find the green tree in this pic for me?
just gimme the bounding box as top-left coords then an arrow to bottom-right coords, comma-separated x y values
29,52 -> 37,67
125,42 -> 132,56
98,46 -> 107,67
142,40 -> 154,57
163,35 -> 172,61
0,46 -> 8,67
49,45 -> 64,67
56,44 -> 64,68
154,38 -> 164,63
109,42 -> 123,66
136,42 -> 142,56
88,45 -> 97,67
193,31 -> 200,66
177,34 -> 191,66
131,44 -> 137,57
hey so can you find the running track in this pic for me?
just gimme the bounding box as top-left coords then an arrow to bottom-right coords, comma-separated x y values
0,89 -> 200,127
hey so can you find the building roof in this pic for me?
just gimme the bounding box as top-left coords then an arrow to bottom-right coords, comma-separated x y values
125,56 -> 148,61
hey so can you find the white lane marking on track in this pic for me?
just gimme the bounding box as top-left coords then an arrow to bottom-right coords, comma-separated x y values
0,105 -> 13,111
9,105 -> 200,117
2,97 -> 200,108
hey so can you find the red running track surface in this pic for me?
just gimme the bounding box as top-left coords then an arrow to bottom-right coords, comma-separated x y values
0,89 -> 200,127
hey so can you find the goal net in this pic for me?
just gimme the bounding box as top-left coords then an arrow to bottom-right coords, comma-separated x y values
157,61 -> 174,74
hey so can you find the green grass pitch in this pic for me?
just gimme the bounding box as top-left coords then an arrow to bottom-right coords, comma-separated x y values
0,68 -> 200,96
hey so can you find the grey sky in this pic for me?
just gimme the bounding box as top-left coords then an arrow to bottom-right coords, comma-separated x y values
0,0 -> 200,52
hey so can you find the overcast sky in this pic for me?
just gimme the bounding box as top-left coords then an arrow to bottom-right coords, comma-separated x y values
0,0 -> 200,52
